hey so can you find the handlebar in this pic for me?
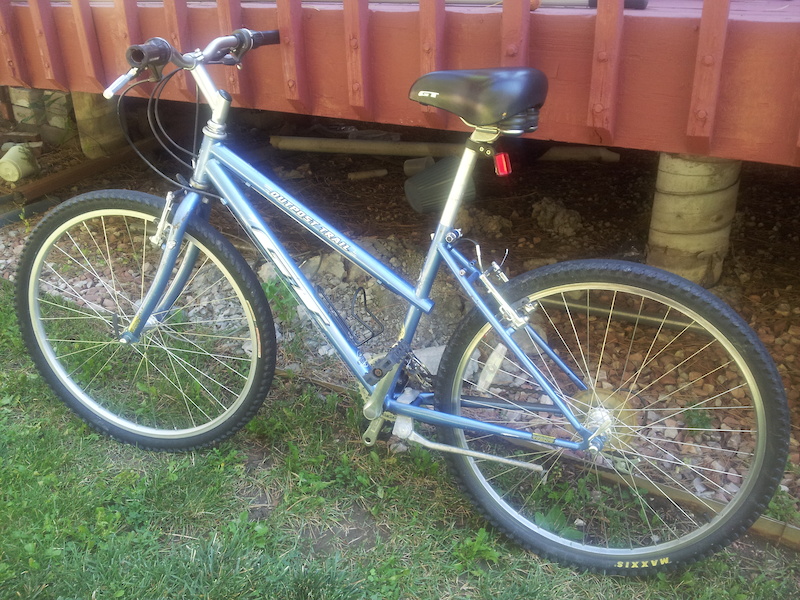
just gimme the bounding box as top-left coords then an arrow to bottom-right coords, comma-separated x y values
103,28 -> 280,98
240,29 -> 281,49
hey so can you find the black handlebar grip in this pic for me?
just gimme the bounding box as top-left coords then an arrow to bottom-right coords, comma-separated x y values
250,30 -> 280,48
588,0 -> 648,8
126,38 -> 173,68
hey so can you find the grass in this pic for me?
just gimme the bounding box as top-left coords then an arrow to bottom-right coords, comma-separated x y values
0,278 -> 798,599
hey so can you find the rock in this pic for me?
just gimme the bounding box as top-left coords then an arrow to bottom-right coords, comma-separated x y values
300,255 -> 321,278
319,253 -> 346,280
531,198 -> 582,237
413,345 -> 446,375
258,261 -> 278,281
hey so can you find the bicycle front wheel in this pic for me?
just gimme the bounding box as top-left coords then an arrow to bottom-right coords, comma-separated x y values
435,259 -> 789,573
16,190 -> 276,450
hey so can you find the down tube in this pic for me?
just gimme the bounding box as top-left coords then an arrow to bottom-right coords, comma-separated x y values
210,144 -> 432,314
204,160 -> 375,389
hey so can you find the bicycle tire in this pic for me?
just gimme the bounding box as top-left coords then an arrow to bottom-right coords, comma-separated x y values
16,190 -> 276,450
434,259 -> 789,573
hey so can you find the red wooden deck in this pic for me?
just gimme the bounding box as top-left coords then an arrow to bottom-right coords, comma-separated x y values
1,1 -> 799,166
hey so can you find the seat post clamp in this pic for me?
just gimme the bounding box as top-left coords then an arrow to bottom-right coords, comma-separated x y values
466,138 -> 495,158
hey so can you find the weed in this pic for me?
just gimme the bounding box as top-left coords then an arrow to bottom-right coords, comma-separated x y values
766,488 -> 800,525
684,404 -> 713,429
452,528 -> 501,575
364,555 -> 410,599
262,276 -> 297,323
0,278 -> 798,598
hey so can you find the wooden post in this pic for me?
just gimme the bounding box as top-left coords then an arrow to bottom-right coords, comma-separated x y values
685,0 -> 730,154
501,0 -> 531,68
646,153 -> 741,287
216,0 -> 252,106
162,0 -> 194,101
111,0 -> 143,73
419,0 -> 446,128
0,0 -> 30,86
343,0 -> 371,118
28,0 -> 68,90
277,0 -> 309,110
72,0 -> 106,91
587,0 -> 624,144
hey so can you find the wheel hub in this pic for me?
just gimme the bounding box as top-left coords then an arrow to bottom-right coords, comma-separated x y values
574,388 -> 638,451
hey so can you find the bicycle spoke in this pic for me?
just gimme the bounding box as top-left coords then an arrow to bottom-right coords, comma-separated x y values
438,263 -> 784,570
23,200 -> 272,444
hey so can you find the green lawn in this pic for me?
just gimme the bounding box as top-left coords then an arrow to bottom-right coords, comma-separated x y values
0,279 -> 798,600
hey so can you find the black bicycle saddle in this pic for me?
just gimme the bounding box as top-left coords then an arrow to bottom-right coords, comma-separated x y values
408,68 -> 548,127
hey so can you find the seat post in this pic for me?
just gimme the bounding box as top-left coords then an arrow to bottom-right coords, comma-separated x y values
413,125 -> 503,321
438,126 -> 501,229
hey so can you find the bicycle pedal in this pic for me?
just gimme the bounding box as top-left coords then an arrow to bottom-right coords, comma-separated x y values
366,340 -> 411,384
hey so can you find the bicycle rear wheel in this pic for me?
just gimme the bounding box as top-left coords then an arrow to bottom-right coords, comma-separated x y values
16,190 -> 276,450
435,259 -> 788,573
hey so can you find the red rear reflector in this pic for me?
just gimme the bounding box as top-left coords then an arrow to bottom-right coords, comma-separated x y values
494,152 -> 512,176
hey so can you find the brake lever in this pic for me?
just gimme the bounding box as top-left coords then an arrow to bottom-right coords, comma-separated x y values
219,54 -> 242,67
103,67 -> 142,99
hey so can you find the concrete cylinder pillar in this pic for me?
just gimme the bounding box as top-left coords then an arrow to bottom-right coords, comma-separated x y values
71,92 -> 127,159
646,153 -> 741,287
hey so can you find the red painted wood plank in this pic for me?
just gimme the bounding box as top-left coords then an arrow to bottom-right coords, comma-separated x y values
1,3 -> 799,167
72,0 -> 105,90
216,0 -> 251,104
685,0 -> 731,153
111,0 -> 143,74
587,0 -> 624,144
0,0 -> 29,86
419,0 -> 446,126
419,0 -> 446,74
162,0 -> 193,99
343,0 -> 371,116
28,0 -> 68,90
501,0 -> 531,68
276,0 -> 309,109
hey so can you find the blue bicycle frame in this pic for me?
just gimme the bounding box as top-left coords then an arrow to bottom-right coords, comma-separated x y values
118,70 -> 596,453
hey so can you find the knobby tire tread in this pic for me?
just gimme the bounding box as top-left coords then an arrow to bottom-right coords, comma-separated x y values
435,259 -> 789,574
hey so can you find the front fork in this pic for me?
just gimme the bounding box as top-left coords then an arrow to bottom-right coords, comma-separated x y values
118,190 -> 207,343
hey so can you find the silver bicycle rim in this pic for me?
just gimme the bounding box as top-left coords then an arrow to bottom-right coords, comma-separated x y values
27,207 -> 261,440
448,281 -> 767,558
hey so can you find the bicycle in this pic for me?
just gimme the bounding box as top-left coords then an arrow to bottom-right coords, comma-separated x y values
15,29 -> 790,574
